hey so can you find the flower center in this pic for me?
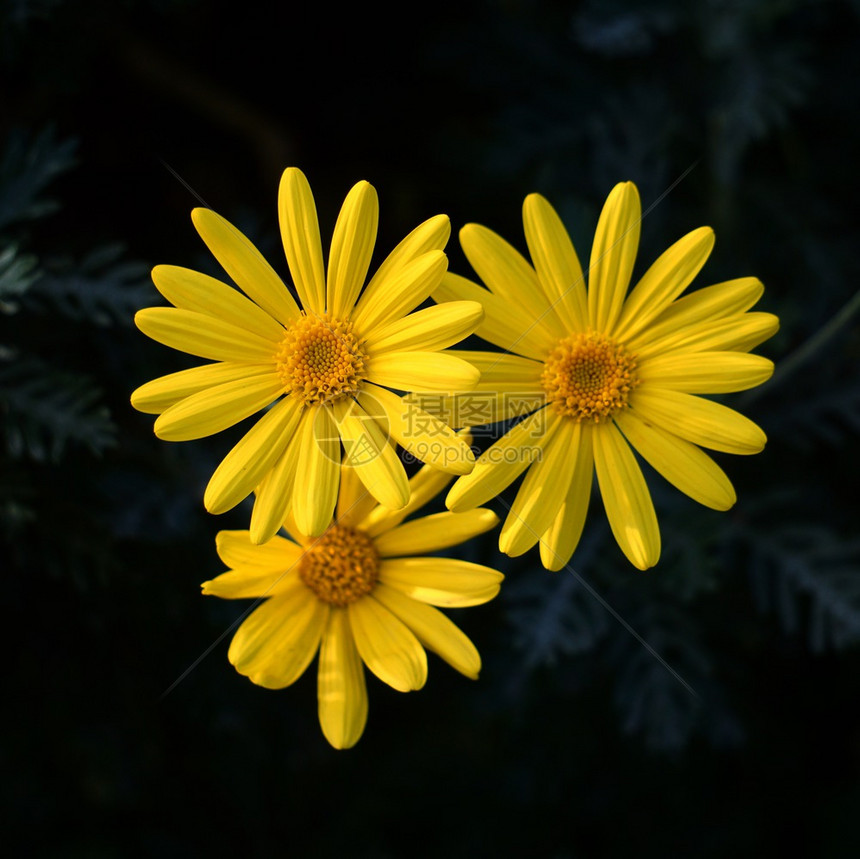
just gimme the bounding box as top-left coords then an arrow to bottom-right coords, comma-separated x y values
275,313 -> 367,406
541,332 -> 638,422
298,524 -> 380,607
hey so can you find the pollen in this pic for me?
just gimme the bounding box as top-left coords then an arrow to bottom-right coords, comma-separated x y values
542,331 -> 639,422
275,312 -> 367,406
298,524 -> 380,607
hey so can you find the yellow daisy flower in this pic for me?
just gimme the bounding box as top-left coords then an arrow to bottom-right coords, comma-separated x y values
202,459 -> 502,749
131,167 -> 481,543
427,183 -> 779,570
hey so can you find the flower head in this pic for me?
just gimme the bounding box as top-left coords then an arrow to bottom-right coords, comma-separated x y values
202,459 -> 502,749
426,183 -> 779,570
132,168 -> 482,543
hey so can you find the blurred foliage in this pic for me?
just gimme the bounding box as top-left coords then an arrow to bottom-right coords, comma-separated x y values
3,0 -> 860,856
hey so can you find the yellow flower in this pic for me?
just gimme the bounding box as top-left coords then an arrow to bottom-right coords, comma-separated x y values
427,183 -> 779,570
131,168 -> 482,543
202,460 -> 502,749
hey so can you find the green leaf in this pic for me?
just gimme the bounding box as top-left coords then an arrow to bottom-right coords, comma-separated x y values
27,243 -> 154,326
0,242 -> 39,313
0,126 -> 78,231
0,354 -> 116,461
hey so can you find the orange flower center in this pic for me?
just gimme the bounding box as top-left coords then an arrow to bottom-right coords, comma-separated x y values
275,312 -> 367,406
298,524 -> 379,606
541,332 -> 638,422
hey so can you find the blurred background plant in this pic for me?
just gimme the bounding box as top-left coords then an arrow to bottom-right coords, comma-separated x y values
3,0 -> 860,856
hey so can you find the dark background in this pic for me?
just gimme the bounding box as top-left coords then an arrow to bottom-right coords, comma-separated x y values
3,1 -> 860,856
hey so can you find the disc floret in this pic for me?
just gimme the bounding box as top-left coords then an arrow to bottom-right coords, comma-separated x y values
542,331 -> 638,422
298,524 -> 380,606
276,313 -> 367,406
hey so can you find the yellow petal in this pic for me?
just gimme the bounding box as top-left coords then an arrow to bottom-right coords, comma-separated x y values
317,609 -> 368,749
637,352 -> 774,393
433,272 -> 557,361
351,250 -> 447,334
130,362 -> 272,415
634,312 -> 780,361
539,423 -> 594,570
227,579 -> 325,687
204,395 -> 303,514
291,404 -> 340,537
348,596 -> 427,692
201,566 -> 300,600
365,350 -> 480,393
357,386 -> 475,475
277,167 -> 326,314
613,226 -> 715,341
446,408 -> 555,512
214,530 -> 303,573
372,583 -> 482,679
327,180 -> 378,318
330,397 -> 410,510
352,213 -> 451,323
588,182 -> 641,332
245,597 -> 328,690
153,375 -> 284,441
592,422 -> 661,570
378,557 -> 503,607
151,265 -> 285,341
135,307 -> 278,362
191,207 -> 300,325
614,409 -> 736,510
631,387 -> 767,455
718,313 -> 780,353
628,277 -> 765,351
335,461 -> 378,528
498,419 -> 580,557
249,425 -> 303,544
201,570 -> 295,600
447,350 -> 544,392
374,509 -> 499,557
364,301 -> 484,355
459,223 -> 566,338
522,192 -> 588,333
280,506 -> 309,547
359,460 -> 458,537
